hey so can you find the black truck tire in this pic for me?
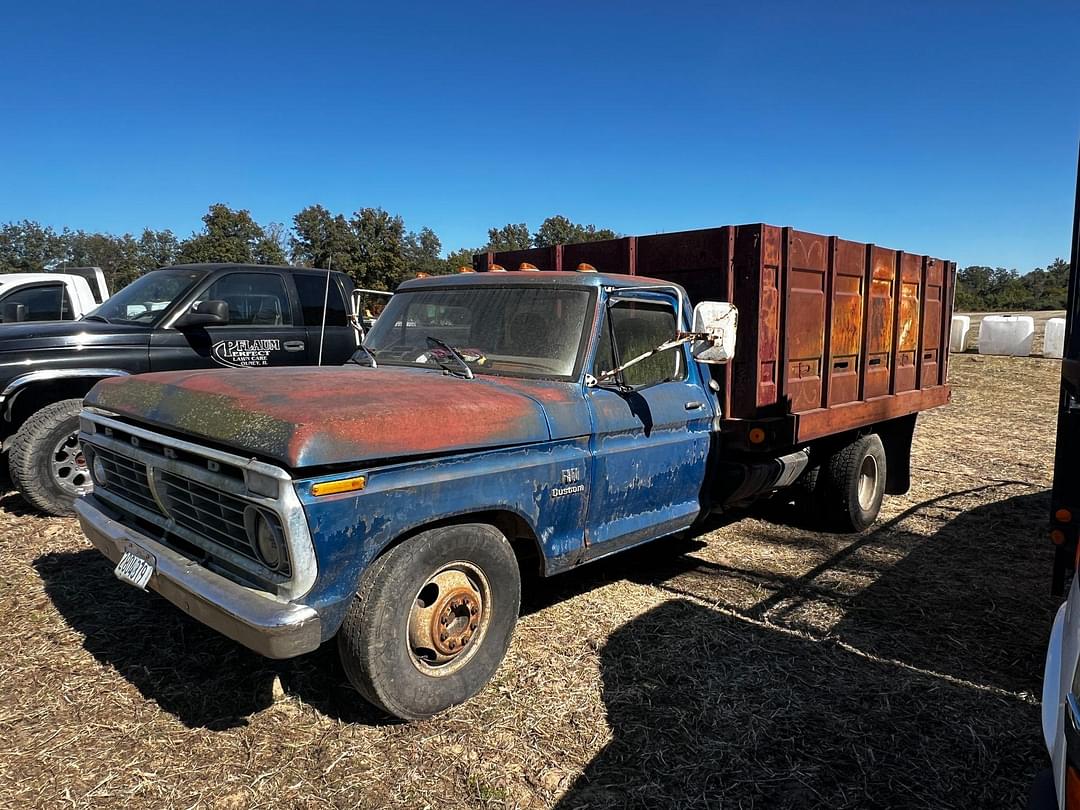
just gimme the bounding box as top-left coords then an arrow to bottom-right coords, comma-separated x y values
338,523 -> 521,720
819,433 -> 887,532
9,399 -> 90,516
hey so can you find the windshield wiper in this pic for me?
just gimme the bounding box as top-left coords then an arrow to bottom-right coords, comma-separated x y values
425,336 -> 474,380
82,314 -> 110,323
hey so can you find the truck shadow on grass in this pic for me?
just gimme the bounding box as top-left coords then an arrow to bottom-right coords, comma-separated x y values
32,550 -> 387,729
548,487 -> 1059,808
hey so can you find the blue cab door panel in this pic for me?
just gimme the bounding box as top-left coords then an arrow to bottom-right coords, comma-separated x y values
585,379 -> 711,549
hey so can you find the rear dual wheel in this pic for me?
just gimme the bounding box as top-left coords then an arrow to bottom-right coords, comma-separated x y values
338,523 -> 521,720
805,433 -> 887,532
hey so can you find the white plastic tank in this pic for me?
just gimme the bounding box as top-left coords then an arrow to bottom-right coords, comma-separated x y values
978,315 -> 1035,357
950,315 -> 971,353
1044,317 -> 1067,359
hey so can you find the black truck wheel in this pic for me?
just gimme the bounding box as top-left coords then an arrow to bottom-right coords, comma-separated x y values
9,399 -> 91,516
338,523 -> 521,720
820,433 -> 887,532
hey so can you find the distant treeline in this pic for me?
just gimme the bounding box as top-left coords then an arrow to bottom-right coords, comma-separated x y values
955,259 -> 1070,312
0,204 -> 617,293
1,204 -> 1069,310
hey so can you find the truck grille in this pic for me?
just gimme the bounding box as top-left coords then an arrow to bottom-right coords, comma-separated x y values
88,442 -> 290,577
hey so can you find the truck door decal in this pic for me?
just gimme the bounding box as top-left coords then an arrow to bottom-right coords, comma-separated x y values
211,338 -> 283,368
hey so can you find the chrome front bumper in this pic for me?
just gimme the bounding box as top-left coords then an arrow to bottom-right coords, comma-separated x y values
75,495 -> 322,659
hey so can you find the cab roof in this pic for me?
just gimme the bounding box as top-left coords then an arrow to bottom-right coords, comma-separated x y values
398,270 -> 678,291
160,263 -> 348,276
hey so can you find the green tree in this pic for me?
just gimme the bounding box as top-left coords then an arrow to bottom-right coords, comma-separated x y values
444,247 -> 478,274
0,220 -> 66,272
486,223 -> 531,251
178,204 -> 283,265
63,230 -> 142,289
136,228 -> 180,272
290,205 -> 360,275
352,207 -> 407,290
404,226 -> 446,276
533,215 -> 618,248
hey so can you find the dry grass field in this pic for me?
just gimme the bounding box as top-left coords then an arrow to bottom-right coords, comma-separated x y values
0,353 -> 1066,809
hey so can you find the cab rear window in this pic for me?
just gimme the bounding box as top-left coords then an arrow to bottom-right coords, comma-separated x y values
295,274 -> 348,327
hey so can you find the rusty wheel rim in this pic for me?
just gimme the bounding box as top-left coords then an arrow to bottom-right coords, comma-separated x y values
407,562 -> 491,677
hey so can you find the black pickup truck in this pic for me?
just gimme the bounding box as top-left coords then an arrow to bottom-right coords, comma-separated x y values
0,263 -> 362,515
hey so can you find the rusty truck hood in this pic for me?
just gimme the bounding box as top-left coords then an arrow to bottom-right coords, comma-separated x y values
85,365 -> 560,469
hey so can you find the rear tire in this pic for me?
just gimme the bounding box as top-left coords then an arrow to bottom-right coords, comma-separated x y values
337,523 -> 521,720
9,399 -> 90,516
819,433 -> 886,532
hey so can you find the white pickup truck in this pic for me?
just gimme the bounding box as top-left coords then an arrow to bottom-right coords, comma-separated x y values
0,267 -> 109,323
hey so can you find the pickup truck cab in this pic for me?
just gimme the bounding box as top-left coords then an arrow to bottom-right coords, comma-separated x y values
0,267 -> 108,324
74,268 -> 926,720
1,262 -> 363,515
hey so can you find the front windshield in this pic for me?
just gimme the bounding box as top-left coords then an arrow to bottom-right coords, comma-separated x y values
362,285 -> 594,379
86,268 -> 208,326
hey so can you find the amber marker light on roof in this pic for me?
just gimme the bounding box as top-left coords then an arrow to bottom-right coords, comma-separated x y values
489,264 -> 507,272
311,475 -> 367,497
576,263 -> 597,272
457,266 -> 475,273
519,262 -> 539,271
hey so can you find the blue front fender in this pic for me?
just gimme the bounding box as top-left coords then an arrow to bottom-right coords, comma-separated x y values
295,438 -> 590,639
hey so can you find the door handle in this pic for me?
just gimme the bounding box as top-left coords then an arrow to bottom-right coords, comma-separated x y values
284,340 -> 305,352
684,401 -> 705,410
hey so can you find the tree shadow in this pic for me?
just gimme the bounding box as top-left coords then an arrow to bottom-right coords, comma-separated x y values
33,549 -> 394,730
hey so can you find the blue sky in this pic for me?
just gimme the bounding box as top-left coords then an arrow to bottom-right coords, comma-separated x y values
1,1 -> 1077,270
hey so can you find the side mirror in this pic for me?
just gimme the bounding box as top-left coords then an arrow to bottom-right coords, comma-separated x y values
691,301 -> 738,363
177,299 -> 230,328
0,303 -> 27,323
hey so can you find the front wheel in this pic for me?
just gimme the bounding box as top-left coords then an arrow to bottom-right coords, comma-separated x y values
338,523 -> 521,720
8,399 -> 91,516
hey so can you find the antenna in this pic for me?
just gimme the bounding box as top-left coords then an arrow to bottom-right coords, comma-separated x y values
317,255 -> 332,366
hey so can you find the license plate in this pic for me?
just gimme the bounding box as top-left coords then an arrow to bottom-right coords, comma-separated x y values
114,546 -> 155,590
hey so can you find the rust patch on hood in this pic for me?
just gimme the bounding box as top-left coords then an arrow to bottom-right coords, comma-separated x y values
86,366 -> 552,469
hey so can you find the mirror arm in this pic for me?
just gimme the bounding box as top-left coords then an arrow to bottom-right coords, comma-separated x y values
596,333 -> 701,384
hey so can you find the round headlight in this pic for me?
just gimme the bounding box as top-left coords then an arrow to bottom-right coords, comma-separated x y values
91,454 -> 107,486
245,507 -> 287,571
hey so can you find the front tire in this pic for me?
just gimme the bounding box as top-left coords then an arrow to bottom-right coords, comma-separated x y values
9,399 -> 90,516
338,523 -> 521,720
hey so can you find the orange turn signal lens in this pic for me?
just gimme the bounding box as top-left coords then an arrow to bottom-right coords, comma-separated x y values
1057,508 -> 1073,523
1052,529 -> 1067,545
312,475 -> 366,497
748,427 -> 766,444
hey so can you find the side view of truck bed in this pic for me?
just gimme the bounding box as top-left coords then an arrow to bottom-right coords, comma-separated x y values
477,224 -> 954,452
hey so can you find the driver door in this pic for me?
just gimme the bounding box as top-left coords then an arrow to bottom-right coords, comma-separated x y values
149,270 -> 310,371
584,295 -> 713,552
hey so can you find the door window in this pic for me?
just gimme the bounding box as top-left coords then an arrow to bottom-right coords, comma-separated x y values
294,274 -> 348,327
0,283 -> 71,321
201,273 -> 292,326
595,300 -> 684,387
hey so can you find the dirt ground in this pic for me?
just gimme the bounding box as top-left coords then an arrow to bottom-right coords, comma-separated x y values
0,353 -> 1066,809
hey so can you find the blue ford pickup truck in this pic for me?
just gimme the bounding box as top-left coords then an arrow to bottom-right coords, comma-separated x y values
73,260 -> 948,720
